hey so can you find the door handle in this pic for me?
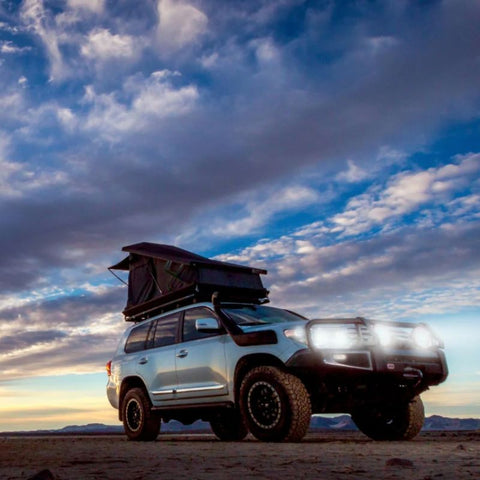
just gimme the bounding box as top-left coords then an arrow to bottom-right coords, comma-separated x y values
138,357 -> 148,365
176,349 -> 188,358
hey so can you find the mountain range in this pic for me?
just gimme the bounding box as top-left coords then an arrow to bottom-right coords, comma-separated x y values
2,415 -> 479,436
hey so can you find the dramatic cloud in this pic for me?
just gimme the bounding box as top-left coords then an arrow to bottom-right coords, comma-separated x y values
0,1 -> 479,414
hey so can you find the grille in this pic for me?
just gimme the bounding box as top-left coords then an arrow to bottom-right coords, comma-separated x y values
358,324 -> 374,344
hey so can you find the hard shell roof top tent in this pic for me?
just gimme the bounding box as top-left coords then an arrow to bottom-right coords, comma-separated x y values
109,242 -> 268,322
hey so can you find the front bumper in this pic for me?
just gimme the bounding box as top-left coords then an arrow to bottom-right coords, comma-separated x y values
287,317 -> 448,385
286,347 -> 448,386
285,346 -> 447,414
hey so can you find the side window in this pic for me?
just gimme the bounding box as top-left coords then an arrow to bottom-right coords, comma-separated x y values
183,307 -> 221,342
153,313 -> 179,348
125,322 -> 151,353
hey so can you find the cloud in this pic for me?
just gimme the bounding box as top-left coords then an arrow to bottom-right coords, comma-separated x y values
1,1 -> 478,285
0,112 -> 70,199
0,21 -> 20,34
0,329 -> 67,356
0,90 -> 25,124
67,0 -> 105,14
0,330 -> 119,379
82,70 -> 199,139
331,153 -> 480,235
0,0 -> 479,385
0,133 -> 33,198
336,160 -> 369,183
217,207 -> 480,318
210,185 -> 320,238
0,41 -> 31,54
20,0 -> 66,81
81,28 -> 137,61
156,0 -> 208,52
0,287 -> 125,381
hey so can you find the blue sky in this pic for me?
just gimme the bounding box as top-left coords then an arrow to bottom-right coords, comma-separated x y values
0,0 -> 479,431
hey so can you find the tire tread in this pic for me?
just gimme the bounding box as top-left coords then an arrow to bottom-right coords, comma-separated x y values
240,366 -> 311,442
123,387 -> 160,441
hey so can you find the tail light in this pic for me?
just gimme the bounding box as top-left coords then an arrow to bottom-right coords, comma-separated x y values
106,360 -> 112,377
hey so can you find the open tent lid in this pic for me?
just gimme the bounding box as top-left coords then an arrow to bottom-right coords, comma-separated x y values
110,242 -> 266,273
110,242 -> 268,321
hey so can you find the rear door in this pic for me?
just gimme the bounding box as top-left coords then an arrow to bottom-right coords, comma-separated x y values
136,312 -> 179,404
174,307 -> 229,401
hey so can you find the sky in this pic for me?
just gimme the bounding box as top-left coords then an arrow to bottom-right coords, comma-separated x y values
0,0 -> 479,432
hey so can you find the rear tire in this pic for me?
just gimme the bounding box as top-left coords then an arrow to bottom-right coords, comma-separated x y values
352,395 -> 425,441
239,366 -> 311,442
210,409 -> 248,441
122,388 -> 161,441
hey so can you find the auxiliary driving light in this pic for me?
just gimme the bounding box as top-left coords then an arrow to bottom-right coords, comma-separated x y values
412,325 -> 438,349
309,324 -> 357,349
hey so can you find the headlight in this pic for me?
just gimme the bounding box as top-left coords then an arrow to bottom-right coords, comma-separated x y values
309,324 -> 358,349
284,327 -> 307,345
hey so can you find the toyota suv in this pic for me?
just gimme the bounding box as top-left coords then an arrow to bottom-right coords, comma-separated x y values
106,297 -> 448,442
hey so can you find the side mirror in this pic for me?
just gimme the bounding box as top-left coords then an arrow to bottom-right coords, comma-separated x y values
195,317 -> 221,333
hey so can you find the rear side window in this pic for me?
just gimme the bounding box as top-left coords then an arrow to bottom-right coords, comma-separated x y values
153,313 -> 179,348
125,322 -> 151,353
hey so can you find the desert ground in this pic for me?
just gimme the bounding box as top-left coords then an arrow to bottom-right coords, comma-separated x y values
1,431 -> 479,480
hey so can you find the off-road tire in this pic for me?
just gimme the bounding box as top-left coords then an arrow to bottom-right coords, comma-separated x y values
352,395 -> 425,441
122,388 -> 161,441
239,366 -> 311,442
210,408 -> 248,441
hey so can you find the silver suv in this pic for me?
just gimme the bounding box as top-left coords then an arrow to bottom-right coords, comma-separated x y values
106,299 -> 448,442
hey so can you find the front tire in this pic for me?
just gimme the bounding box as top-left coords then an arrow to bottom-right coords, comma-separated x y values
210,409 -> 248,441
122,388 -> 161,441
239,366 -> 311,442
352,395 -> 425,441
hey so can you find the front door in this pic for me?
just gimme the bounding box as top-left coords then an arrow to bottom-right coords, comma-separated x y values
175,307 -> 229,401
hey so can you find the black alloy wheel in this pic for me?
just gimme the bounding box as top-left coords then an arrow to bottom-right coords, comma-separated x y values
247,380 -> 282,429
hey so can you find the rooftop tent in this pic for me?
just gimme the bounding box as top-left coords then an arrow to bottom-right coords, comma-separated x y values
109,242 -> 268,321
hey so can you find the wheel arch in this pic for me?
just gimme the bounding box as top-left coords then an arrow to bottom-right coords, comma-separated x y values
119,376 -> 150,421
234,353 -> 285,404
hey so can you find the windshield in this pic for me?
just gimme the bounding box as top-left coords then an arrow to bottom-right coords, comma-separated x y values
221,305 -> 308,326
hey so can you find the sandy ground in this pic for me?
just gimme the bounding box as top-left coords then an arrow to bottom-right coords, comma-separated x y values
1,431 -> 479,480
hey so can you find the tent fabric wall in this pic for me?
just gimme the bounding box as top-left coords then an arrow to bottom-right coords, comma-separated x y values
110,243 -> 268,320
